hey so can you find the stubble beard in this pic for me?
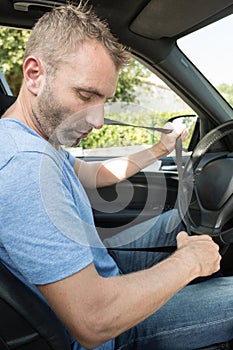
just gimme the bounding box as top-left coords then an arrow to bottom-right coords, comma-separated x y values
32,81 -> 74,147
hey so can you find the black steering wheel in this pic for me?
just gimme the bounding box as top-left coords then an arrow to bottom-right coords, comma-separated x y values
179,120 -> 233,244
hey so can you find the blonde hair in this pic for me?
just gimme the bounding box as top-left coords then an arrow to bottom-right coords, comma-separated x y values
24,3 -> 129,71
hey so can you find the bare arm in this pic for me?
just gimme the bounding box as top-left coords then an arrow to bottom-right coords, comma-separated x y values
73,142 -> 166,188
37,232 -> 220,349
74,122 -> 188,188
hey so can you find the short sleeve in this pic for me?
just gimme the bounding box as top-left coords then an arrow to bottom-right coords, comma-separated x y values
60,147 -> 77,167
0,150 -> 95,285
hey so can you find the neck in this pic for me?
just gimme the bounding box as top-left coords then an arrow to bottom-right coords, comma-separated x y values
3,88 -> 45,139
3,99 -> 61,151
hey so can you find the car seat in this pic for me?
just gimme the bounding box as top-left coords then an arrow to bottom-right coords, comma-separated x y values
0,262 -> 70,350
0,93 -> 16,117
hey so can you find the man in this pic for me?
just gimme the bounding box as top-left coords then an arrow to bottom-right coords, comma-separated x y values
0,4 -> 232,350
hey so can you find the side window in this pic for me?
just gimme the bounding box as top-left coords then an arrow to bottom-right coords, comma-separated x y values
178,15 -> 233,108
0,25 -> 196,158
70,57 -> 196,158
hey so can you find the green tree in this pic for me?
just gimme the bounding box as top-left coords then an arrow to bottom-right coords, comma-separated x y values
112,58 -> 151,103
217,83 -> 233,107
0,27 -> 30,95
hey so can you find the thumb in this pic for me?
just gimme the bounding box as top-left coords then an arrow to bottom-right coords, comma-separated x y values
176,231 -> 189,248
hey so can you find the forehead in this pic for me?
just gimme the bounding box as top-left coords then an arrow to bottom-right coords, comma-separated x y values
57,40 -> 118,97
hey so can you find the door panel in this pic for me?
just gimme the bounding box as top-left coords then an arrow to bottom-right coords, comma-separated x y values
86,168 -> 179,239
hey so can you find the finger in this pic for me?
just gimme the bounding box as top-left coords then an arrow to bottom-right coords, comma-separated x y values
163,122 -> 174,133
190,234 -> 213,241
181,128 -> 189,141
176,231 -> 188,245
171,120 -> 186,136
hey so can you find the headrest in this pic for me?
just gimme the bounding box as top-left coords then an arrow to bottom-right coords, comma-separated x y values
0,94 -> 16,117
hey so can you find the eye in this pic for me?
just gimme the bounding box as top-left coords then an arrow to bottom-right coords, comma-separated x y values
78,91 -> 92,102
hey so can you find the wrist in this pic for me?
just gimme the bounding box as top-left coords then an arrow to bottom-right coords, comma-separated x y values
151,142 -> 170,159
170,249 -> 200,281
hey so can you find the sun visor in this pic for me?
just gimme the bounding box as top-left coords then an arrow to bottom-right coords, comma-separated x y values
130,0 -> 233,39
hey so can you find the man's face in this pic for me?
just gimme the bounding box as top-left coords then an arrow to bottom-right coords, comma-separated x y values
33,40 -> 118,146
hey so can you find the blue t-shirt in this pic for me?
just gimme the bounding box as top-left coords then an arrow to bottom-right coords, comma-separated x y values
0,118 -> 119,350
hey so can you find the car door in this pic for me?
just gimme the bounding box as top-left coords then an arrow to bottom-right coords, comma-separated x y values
86,158 -> 180,239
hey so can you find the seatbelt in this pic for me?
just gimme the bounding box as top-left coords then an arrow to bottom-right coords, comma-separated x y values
104,117 -> 184,254
104,118 -> 172,134
175,136 -> 191,236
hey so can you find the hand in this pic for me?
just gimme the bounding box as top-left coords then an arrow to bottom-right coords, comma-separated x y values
157,121 -> 188,155
176,231 -> 221,278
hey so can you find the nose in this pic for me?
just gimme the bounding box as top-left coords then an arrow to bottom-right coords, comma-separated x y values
86,103 -> 104,130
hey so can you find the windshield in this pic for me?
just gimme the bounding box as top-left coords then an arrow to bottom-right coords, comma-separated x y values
178,14 -> 233,108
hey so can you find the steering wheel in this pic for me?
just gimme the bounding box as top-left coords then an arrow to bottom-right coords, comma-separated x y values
179,120 -> 233,244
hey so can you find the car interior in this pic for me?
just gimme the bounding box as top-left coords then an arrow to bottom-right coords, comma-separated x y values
0,0 -> 233,349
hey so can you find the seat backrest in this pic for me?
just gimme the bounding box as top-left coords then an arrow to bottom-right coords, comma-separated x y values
0,93 -> 16,117
0,69 -> 16,117
0,262 -> 70,350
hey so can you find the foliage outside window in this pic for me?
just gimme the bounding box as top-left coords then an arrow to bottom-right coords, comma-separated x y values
0,26 -> 194,152
0,27 -> 30,95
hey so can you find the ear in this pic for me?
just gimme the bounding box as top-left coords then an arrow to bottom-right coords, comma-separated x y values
23,56 -> 44,96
